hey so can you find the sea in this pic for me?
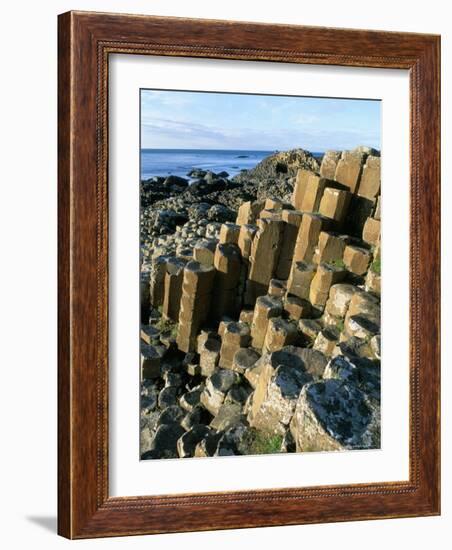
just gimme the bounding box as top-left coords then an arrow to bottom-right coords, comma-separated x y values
141,148 -> 275,180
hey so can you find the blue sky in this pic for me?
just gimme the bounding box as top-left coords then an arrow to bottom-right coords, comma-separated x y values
141,89 -> 380,152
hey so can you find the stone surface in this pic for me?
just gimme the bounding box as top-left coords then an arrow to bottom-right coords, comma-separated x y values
219,222 -> 241,245
325,283 -> 357,318
158,386 -> 179,409
314,231 -> 346,264
219,322 -> 251,369
292,169 -> 313,210
177,261 -> 215,352
343,245 -> 372,276
200,369 -> 240,415
362,217 -> 381,245
236,200 -> 264,225
371,335 -> 381,359
177,425 -> 213,458
247,347 -> 324,435
284,294 -> 312,321
210,243 -> 242,319
268,279 -> 287,298
358,156 -> 381,199
193,239 -> 217,266
365,269 -> 381,296
162,257 -> 187,322
309,263 -> 346,310
143,423 -> 185,459
214,424 -> 250,456
374,196 -> 381,220
182,352 -> 201,376
250,295 -> 283,349
180,405 -> 212,432
313,327 -> 340,356
156,405 -> 185,427
239,308 -> 255,325
334,150 -> 366,193
265,197 -> 286,211
345,314 -> 380,340
141,343 -> 162,381
275,209 -> 304,279
346,291 -> 380,326
259,208 -> 282,221
231,347 -> 261,374
342,195 -> 375,238
298,318 -> 322,342
199,337 -> 221,377
318,188 -> 351,223
287,261 -> 316,300
237,224 -> 257,260
263,317 -> 298,353
247,218 -> 284,302
140,324 -> 160,345
292,213 -> 331,264
210,402 -> 245,431
299,174 -> 328,213
194,432 -> 223,457
149,255 -> 168,309
320,150 -> 341,179
290,379 -> 380,452
140,272 -> 151,323
179,385 -> 204,412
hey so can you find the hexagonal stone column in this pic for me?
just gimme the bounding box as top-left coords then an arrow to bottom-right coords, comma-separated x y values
162,257 -> 187,322
176,261 -> 215,353
250,295 -> 283,349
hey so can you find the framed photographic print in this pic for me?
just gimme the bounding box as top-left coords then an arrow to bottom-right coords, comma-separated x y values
58,11 -> 440,538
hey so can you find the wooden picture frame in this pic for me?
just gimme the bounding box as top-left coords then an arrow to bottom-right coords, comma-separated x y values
58,11 -> 440,539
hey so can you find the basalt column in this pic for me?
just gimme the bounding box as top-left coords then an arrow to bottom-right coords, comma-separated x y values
291,213 -> 331,266
210,243 -> 242,321
176,261 -> 216,353
162,257 -> 187,322
275,209 -> 303,280
149,255 -> 169,309
245,217 -> 284,304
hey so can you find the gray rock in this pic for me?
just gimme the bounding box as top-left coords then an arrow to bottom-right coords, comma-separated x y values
156,405 -> 185,427
163,371 -> 184,388
143,423 -> 185,459
210,402 -> 244,431
181,404 -> 212,431
158,386 -> 179,409
214,424 -> 251,456
290,379 -> 380,452
140,381 -> 159,412
200,369 -> 241,414
179,385 -> 204,412
225,384 -> 252,405
231,348 -> 261,374
177,424 -> 213,458
248,360 -> 312,436
194,432 -> 223,457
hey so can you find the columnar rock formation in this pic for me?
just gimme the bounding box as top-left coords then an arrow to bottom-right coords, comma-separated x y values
140,146 -> 381,459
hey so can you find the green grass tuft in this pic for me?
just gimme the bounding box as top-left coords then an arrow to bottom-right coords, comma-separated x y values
370,257 -> 381,275
247,429 -> 283,455
155,316 -> 178,337
329,258 -> 346,269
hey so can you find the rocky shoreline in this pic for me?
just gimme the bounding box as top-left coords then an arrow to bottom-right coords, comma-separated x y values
140,146 -> 381,459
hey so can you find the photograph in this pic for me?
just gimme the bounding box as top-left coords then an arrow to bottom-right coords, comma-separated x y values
139,89 -> 382,459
